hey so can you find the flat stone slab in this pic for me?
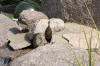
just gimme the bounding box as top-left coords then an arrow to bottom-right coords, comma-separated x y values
8,33 -> 31,50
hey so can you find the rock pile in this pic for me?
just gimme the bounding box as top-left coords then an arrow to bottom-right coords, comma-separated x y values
0,10 -> 100,66
26,18 -> 65,47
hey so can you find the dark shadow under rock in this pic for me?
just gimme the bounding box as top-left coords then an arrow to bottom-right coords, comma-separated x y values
9,28 -> 21,34
21,29 -> 29,33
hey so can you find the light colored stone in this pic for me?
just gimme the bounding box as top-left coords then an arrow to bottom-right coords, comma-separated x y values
29,19 -> 49,34
59,23 -> 100,49
63,33 -> 100,49
29,18 -> 64,35
10,43 -> 100,66
10,23 -> 100,66
0,14 -> 20,48
8,33 -> 31,50
28,18 -> 65,46
18,10 -> 48,30
50,18 -> 65,34
52,34 -> 68,44
10,43 -> 90,66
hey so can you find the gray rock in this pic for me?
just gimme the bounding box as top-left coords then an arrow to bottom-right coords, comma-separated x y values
29,19 -> 49,34
26,19 -> 49,47
18,10 -> 48,30
26,33 -> 48,47
29,18 -> 64,35
41,0 -> 100,28
62,33 -> 100,49
8,33 -> 31,50
54,23 -> 100,49
10,23 -> 100,66
0,14 -> 20,48
52,34 -> 68,44
50,18 -> 65,34
10,43 -> 92,66
0,48 -> 20,59
32,33 -> 47,47
27,18 -> 65,46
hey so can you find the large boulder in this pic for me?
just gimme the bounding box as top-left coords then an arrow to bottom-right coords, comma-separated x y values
63,33 -> 100,49
10,23 -> 100,66
18,10 -> 48,30
41,0 -> 100,29
10,43 -> 100,66
0,14 -> 20,48
53,22 -> 100,49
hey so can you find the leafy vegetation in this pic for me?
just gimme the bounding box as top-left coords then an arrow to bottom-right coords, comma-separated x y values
0,0 -> 41,5
0,0 -> 23,5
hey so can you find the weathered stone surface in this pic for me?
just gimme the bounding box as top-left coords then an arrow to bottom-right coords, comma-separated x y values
0,14 -> 20,48
10,43 -> 100,66
9,43 -> 86,66
52,34 -> 68,44
41,0 -> 100,29
26,33 -> 47,47
32,33 -> 47,47
27,18 -> 65,46
18,10 -> 48,30
50,18 -> 64,34
29,19 -> 49,34
53,23 -> 100,49
8,33 -> 31,50
63,33 -> 100,49
29,18 -> 64,35
0,48 -> 20,59
10,23 -> 100,66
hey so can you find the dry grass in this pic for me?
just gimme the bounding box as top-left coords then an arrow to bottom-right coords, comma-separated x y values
71,0 -> 100,66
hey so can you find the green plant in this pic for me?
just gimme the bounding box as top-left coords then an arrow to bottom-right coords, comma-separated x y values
0,0 -> 23,5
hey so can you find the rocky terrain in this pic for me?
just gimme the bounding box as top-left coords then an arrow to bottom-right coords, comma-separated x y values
0,10 -> 100,66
